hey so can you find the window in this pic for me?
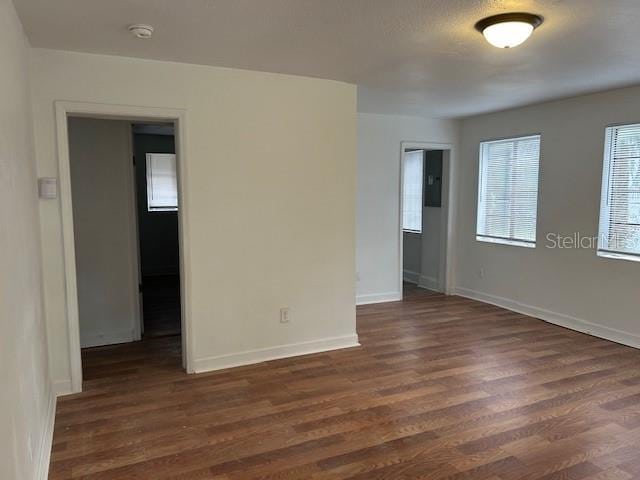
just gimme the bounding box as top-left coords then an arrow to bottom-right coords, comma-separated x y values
597,124 -> 640,261
402,150 -> 423,232
146,153 -> 178,211
476,135 -> 540,247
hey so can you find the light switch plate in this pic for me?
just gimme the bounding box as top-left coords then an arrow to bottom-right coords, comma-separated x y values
38,177 -> 58,199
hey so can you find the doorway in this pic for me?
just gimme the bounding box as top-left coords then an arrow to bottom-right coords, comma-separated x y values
399,142 -> 453,298
132,123 -> 181,338
57,101 -> 191,394
68,118 -> 182,377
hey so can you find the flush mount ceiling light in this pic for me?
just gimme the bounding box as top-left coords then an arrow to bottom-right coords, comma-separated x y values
475,13 -> 543,48
128,24 -> 154,39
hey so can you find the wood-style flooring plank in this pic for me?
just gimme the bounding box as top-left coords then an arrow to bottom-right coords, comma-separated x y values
49,285 -> 640,479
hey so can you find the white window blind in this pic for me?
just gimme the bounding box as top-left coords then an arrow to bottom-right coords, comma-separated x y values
146,153 -> 178,211
598,124 -> 640,261
402,150 -> 423,233
476,135 -> 540,247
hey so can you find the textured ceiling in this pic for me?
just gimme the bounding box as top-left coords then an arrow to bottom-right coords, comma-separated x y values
14,0 -> 640,118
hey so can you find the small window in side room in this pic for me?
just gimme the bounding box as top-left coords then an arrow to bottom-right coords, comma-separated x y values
402,150 -> 424,233
476,135 -> 541,247
146,153 -> 178,212
597,123 -> 640,262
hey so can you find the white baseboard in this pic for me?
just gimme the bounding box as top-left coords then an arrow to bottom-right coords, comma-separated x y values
193,334 -> 360,373
52,379 -> 73,397
418,275 -> 440,291
456,287 -> 640,350
35,389 -> 56,480
403,270 -> 420,284
356,292 -> 402,305
80,329 -> 134,348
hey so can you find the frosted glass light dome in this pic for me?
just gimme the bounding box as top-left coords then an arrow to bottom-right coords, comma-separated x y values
482,21 -> 534,48
475,13 -> 543,49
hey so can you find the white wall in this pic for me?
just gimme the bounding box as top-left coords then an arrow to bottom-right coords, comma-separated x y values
402,211 -> 443,289
457,85 -> 640,347
420,206 -> 442,290
0,0 -> 53,478
402,231 -> 421,282
30,49 -> 358,392
68,118 -> 139,348
357,112 -> 459,303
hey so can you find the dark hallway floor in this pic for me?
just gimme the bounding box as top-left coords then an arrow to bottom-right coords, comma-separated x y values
142,274 -> 181,338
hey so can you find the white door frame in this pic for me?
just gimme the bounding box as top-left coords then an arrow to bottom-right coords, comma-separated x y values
125,123 -> 142,342
398,141 -> 457,298
55,101 -> 193,394
127,123 -> 144,340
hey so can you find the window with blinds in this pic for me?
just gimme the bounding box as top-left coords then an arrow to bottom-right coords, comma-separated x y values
597,124 -> 640,261
146,153 -> 178,212
402,150 -> 424,233
476,135 -> 540,247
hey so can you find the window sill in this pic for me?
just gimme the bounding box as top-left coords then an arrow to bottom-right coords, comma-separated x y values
597,250 -> 640,263
403,229 -> 422,235
148,208 -> 178,213
476,236 -> 535,249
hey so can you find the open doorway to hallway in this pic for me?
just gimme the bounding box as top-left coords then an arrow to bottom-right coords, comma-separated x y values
401,146 -> 450,297
67,117 -> 182,385
132,123 -> 181,338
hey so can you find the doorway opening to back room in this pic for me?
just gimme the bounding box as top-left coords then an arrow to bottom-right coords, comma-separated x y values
401,147 -> 449,298
132,123 -> 181,339
67,117 -> 182,386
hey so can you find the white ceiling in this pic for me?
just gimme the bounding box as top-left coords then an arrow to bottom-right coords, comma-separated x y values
14,0 -> 640,118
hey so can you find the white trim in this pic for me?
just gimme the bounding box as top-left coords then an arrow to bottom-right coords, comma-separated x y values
398,142 -> 456,299
356,292 -> 402,305
418,275 -> 439,291
193,334 -> 360,373
455,287 -> 640,350
80,329 -> 135,349
597,125 -> 615,255
597,250 -> 640,263
55,103 -> 82,393
403,269 -> 420,284
53,380 -> 73,397
35,390 -> 56,480
128,123 -> 144,338
476,235 -> 536,248
54,100 -> 193,394
124,125 -> 142,342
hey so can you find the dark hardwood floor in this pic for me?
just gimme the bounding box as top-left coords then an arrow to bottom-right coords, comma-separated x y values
50,287 -> 640,479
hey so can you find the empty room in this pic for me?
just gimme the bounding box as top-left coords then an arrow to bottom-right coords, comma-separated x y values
2,1 -> 639,479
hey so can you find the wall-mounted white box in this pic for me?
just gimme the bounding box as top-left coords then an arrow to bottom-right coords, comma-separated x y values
38,177 -> 58,199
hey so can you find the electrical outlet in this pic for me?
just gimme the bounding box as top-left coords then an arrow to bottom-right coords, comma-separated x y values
280,307 -> 290,323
